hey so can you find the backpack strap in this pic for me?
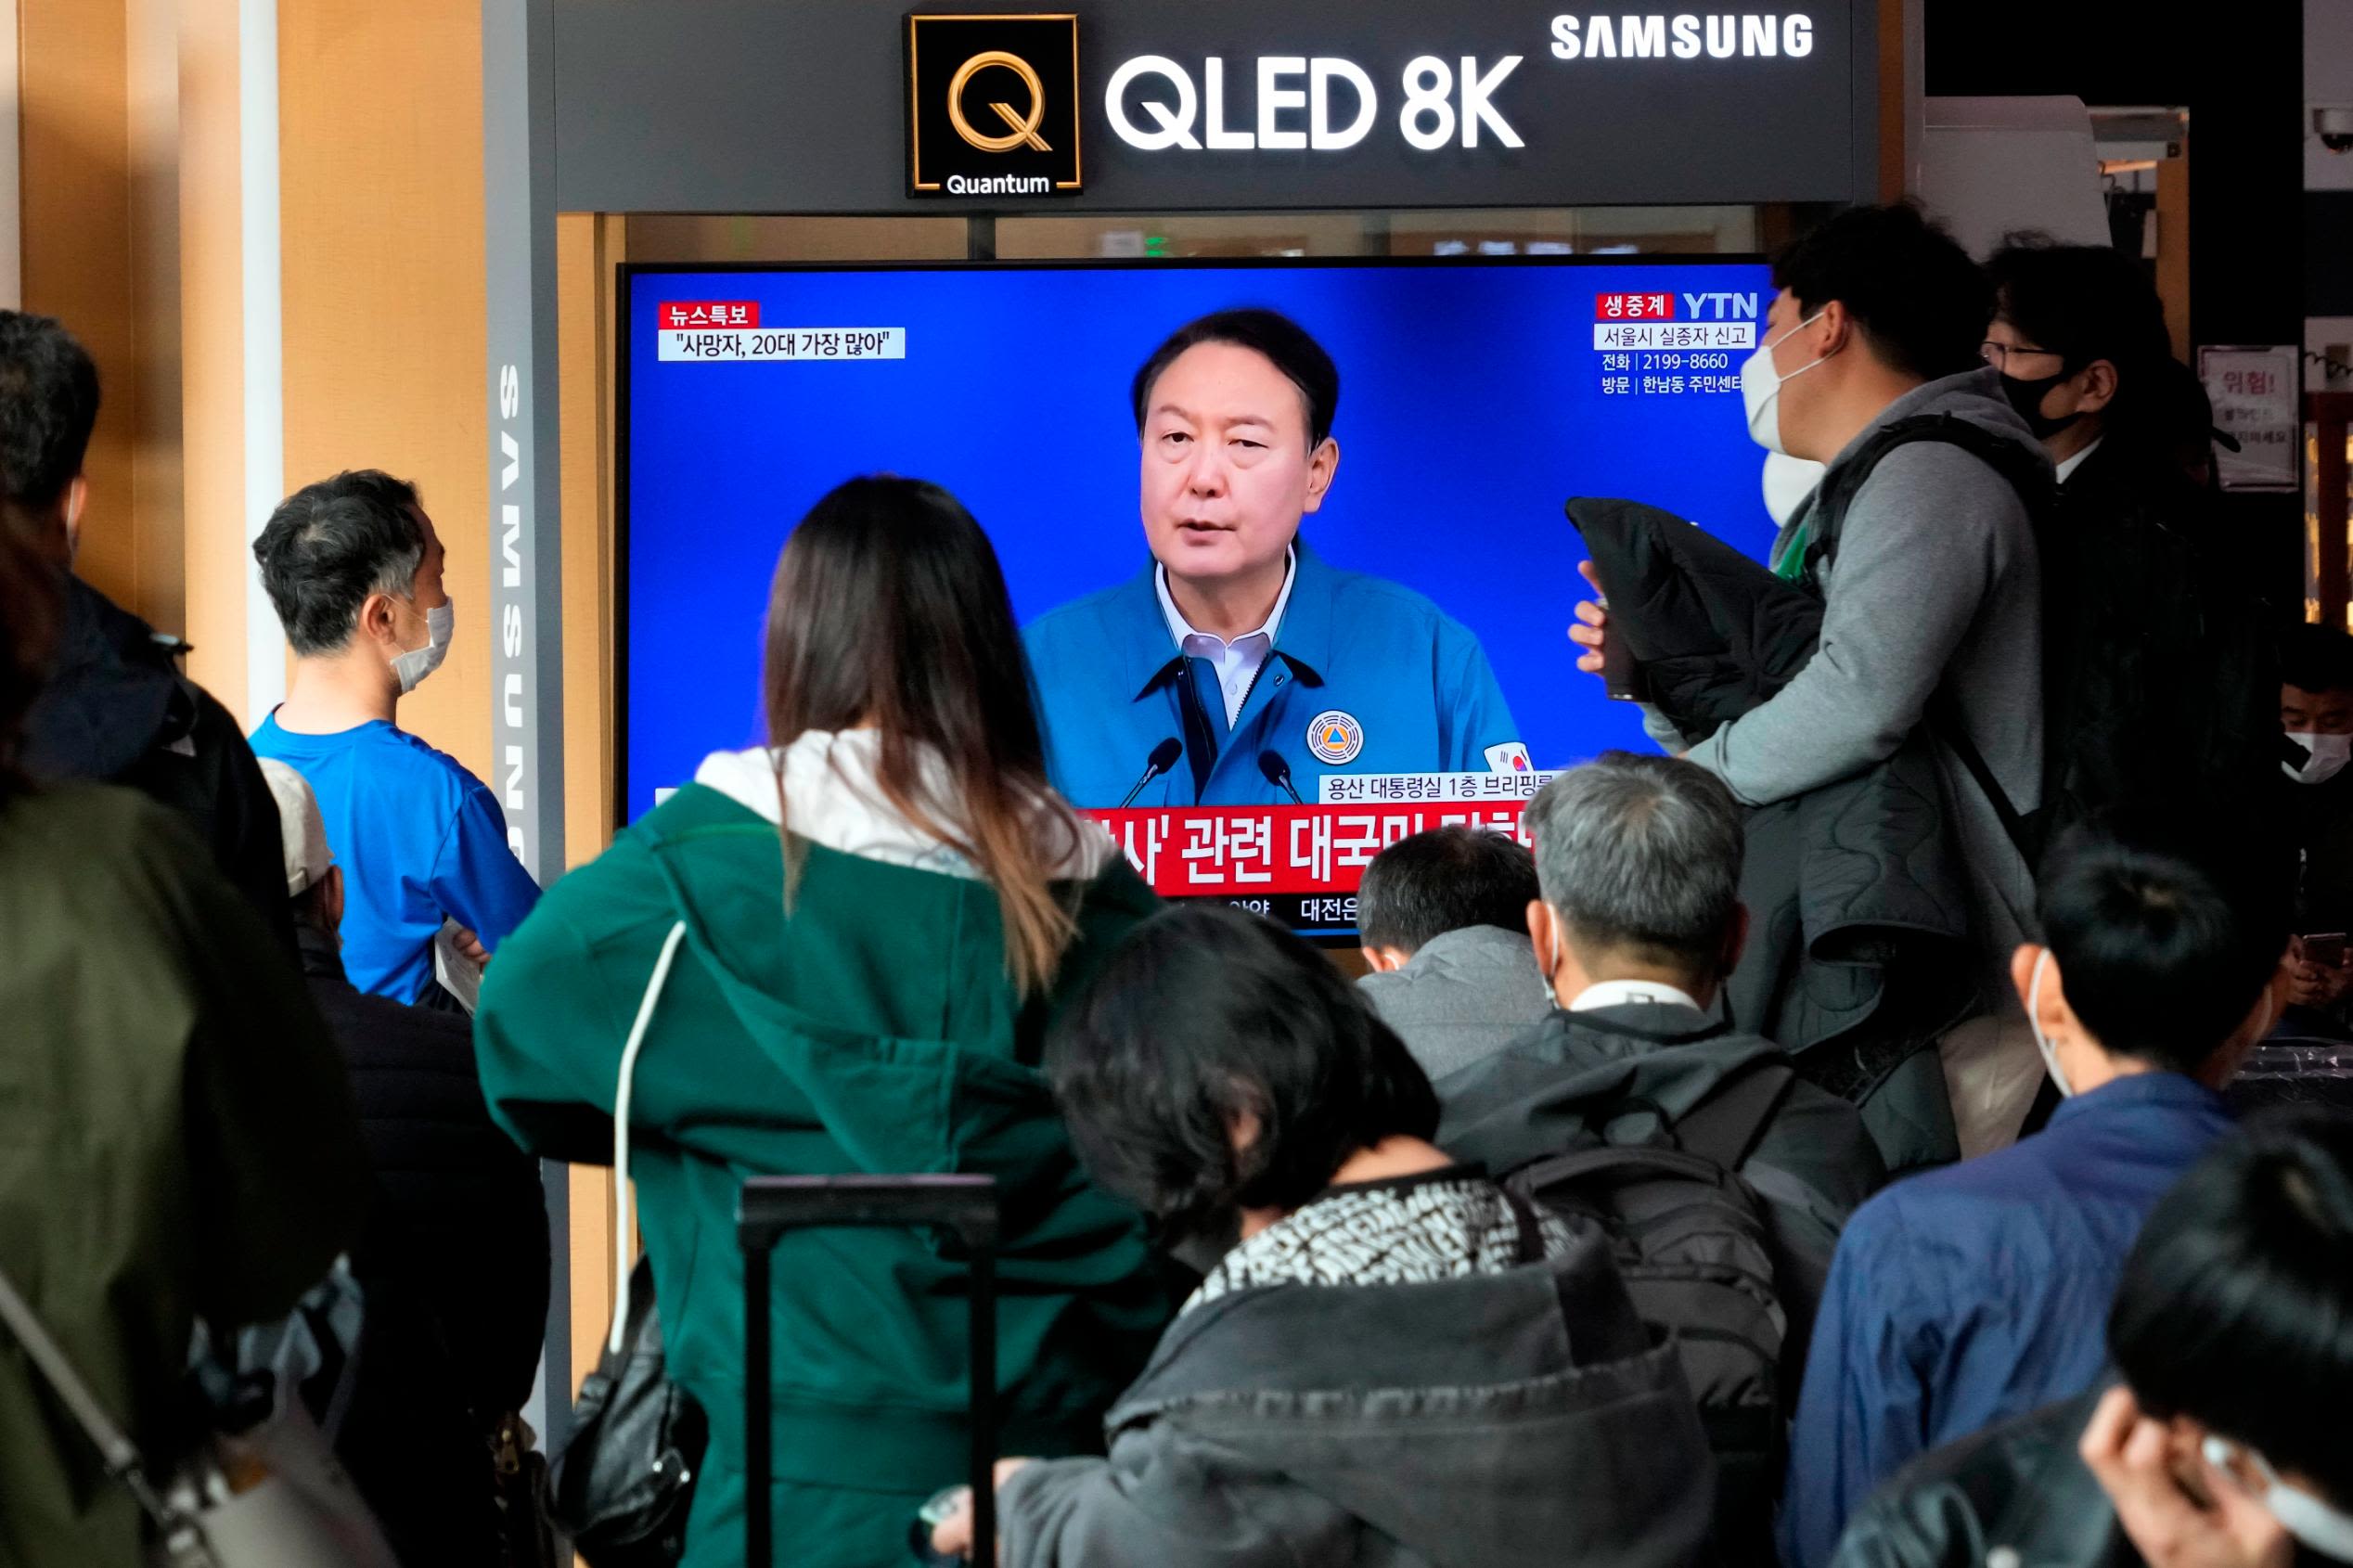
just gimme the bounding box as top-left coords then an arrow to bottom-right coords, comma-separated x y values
1502,1183 -> 1549,1265
1801,413 -> 2057,589
1926,689 -> 2037,860
1803,412 -> 2055,859
1669,1059 -> 1798,1173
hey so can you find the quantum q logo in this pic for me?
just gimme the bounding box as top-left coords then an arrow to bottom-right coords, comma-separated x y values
948,50 -> 1050,152
907,15 -> 1082,198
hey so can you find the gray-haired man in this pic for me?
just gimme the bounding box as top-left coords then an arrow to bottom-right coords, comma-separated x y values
1436,752 -> 1886,1307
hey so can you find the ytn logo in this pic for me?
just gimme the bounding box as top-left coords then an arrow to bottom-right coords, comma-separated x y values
1105,55 -> 1524,153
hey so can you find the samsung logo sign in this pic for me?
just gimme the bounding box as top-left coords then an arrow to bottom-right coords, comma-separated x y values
1549,12 -> 1815,58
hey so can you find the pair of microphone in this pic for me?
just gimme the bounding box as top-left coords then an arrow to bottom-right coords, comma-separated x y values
1117,738 -> 1306,807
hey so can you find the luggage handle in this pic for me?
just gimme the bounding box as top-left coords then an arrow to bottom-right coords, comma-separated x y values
736,1175 -> 1002,1568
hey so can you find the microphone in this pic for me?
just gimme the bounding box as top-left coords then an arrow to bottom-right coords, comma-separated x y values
1118,738 -> 1184,808
1258,750 -> 1308,806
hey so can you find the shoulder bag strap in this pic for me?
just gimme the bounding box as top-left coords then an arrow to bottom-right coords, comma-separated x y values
0,1264 -> 174,1525
1671,1059 -> 1798,1172
608,921 -> 690,1356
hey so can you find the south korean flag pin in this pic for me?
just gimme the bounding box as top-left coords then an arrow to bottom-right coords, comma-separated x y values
1306,711 -> 1365,766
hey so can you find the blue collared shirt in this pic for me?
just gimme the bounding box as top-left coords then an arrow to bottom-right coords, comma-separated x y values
1023,539 -> 1525,807
1780,1072 -> 2235,1568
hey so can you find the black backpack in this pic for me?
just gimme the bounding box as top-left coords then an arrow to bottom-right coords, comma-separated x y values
1499,1059 -> 1797,1566
1802,414 -> 2281,864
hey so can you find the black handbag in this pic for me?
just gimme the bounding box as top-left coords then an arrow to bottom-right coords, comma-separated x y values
547,924 -> 709,1568
549,1257 -> 706,1567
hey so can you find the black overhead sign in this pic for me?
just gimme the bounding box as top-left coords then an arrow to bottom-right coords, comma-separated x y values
906,14 -> 1085,199
552,1 -> 1875,213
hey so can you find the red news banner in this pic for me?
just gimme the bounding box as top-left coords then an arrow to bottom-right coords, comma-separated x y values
1080,803 -> 1531,899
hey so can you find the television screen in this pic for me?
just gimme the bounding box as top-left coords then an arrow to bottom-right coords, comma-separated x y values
623,257 -> 1781,926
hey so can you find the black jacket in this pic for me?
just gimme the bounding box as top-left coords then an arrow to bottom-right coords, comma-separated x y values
2045,442 -> 2283,837
298,924 -> 549,1567
1829,1389 -> 2345,1568
20,574 -> 294,953
1829,1392 -> 2128,1568
1435,1002 -> 1888,1364
1569,498 -> 1978,1172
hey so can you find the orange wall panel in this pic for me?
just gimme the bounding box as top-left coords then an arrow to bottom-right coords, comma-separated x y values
19,0 -> 138,610
276,0 -> 490,778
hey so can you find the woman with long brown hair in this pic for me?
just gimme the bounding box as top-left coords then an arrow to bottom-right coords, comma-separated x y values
476,476 -> 1170,1567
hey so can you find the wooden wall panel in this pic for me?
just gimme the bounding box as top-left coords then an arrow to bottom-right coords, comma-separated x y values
276,0 -> 488,778
19,0 -> 138,610
558,209 -> 624,1394
558,212 -> 622,870
174,0 -> 249,709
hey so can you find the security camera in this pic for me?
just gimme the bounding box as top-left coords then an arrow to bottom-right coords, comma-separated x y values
2317,106 -> 2353,154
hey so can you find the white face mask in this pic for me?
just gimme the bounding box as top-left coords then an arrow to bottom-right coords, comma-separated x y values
1740,309 -> 1833,456
2026,948 -> 2074,1099
2285,730 -> 2353,787
390,598 -> 455,696
1762,452 -> 1828,529
2204,1436 -> 2353,1563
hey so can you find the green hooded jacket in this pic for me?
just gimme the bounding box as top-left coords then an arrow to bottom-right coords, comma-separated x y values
474,780 -> 1172,1568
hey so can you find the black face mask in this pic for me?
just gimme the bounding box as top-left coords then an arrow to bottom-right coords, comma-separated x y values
1999,368 -> 2086,441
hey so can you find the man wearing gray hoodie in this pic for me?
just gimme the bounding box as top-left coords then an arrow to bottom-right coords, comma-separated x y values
1573,204 -> 2049,1156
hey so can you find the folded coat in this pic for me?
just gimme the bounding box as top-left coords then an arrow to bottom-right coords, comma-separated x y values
1567,496 -> 1977,1171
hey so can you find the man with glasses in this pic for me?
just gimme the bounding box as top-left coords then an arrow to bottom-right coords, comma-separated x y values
1982,237 -> 2173,485
1980,236 -> 2281,976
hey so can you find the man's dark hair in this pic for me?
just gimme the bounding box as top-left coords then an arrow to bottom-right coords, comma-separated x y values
1357,826 -> 1538,956
0,311 -> 100,517
1986,235 -> 2173,425
2281,622 -> 2353,697
1048,904 -> 1438,1247
2111,1110 -> 2353,1504
2035,817 -> 2288,1075
1131,308 -> 1341,450
0,504 -> 60,795
252,470 -> 426,655
1524,752 -> 1743,970
1771,202 -> 1991,380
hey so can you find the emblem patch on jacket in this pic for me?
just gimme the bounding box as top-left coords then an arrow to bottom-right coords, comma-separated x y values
1306,711 -> 1364,765
1485,742 -> 1532,773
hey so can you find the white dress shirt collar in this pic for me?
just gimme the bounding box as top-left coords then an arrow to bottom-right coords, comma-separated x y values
2054,436 -> 2104,484
1565,978 -> 1704,1013
1154,548 -> 1298,726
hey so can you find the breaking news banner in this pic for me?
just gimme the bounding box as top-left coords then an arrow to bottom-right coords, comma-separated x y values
656,301 -> 906,363
1082,803 -> 1531,902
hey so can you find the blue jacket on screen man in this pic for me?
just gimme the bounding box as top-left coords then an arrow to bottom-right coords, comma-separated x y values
1024,540 -> 1526,808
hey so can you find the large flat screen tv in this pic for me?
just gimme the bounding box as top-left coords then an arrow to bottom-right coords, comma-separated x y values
622,256 -> 1779,832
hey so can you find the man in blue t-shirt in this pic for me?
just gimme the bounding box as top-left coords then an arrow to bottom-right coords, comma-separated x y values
250,469 -> 540,1006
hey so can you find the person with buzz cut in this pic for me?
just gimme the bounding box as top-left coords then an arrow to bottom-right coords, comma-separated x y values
1024,308 -> 1526,808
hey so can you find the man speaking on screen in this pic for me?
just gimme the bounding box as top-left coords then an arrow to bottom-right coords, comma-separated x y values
1025,309 -> 1526,807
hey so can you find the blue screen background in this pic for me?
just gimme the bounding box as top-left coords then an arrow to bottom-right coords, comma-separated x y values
624,260 -> 1778,816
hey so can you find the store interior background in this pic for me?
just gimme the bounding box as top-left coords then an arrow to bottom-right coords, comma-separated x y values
0,0 -> 2331,1405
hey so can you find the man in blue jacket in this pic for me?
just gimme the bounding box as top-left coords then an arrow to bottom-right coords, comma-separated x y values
1781,819 -> 2293,1568
1024,309 -> 1525,807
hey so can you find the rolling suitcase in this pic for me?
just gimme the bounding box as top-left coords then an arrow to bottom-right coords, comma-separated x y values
735,1174 -> 1002,1567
